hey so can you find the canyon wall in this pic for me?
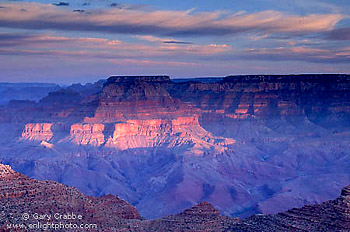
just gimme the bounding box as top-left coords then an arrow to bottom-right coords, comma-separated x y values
21,123 -> 53,141
105,116 -> 235,153
70,123 -> 105,146
85,76 -> 197,122
165,74 -> 350,121
21,116 -> 234,153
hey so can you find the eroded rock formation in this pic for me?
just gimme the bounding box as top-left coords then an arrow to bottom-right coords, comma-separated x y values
70,123 -> 105,146
85,75 -> 193,122
20,116 -> 234,152
139,202 -> 240,231
166,74 -> 350,121
105,116 -> 235,153
19,76 -> 236,153
21,123 -> 53,141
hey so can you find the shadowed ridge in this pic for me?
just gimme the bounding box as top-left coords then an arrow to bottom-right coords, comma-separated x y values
140,202 -> 240,231
340,185 -> 350,198
0,163 -> 141,231
228,184 -> 350,232
182,201 -> 220,217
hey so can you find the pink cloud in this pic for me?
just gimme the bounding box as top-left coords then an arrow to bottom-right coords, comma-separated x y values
107,59 -> 198,67
243,46 -> 350,63
221,11 -> 341,33
0,2 -> 344,37
0,32 -> 233,67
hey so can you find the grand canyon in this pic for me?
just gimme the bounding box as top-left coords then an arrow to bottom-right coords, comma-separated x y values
1,74 -> 350,231
1,0 -> 349,230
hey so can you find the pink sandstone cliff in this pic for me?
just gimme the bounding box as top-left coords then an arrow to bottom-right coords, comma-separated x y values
20,117 -> 234,154
69,123 -> 105,146
21,123 -> 53,141
105,116 -> 235,153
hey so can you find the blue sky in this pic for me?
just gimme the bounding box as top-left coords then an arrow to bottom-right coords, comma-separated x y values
0,0 -> 349,84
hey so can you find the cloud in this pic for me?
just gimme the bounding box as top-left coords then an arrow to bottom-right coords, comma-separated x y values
73,9 -> 85,13
0,2 -> 344,38
107,58 -> 197,67
0,32 -> 29,41
241,46 -> 350,63
136,35 -> 193,44
163,41 -> 193,45
1,31 -> 348,65
325,27 -> 350,40
53,2 -> 69,6
110,3 -> 122,9
0,32 -> 124,50
0,32 -> 232,63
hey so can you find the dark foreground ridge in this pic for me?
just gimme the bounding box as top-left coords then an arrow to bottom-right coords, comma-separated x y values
0,163 -> 141,231
1,163 -> 350,231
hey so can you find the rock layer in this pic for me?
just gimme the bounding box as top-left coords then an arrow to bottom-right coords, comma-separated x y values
166,74 -> 350,121
21,123 -> 53,141
21,117 -> 234,153
70,123 -> 105,146
85,76 -> 197,122
105,116 -> 235,153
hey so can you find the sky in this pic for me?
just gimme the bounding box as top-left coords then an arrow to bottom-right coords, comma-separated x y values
0,0 -> 349,84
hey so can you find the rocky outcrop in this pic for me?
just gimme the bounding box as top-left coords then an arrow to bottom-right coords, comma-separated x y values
105,116 -> 235,153
0,164 -> 16,180
85,76 -> 197,122
21,123 -> 53,141
40,140 -> 54,148
139,202 -> 239,231
228,185 -> 350,232
70,123 -> 105,146
0,163 -> 141,231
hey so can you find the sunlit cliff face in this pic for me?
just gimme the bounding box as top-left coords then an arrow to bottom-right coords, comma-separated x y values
20,76 -> 236,154
21,123 -> 53,141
